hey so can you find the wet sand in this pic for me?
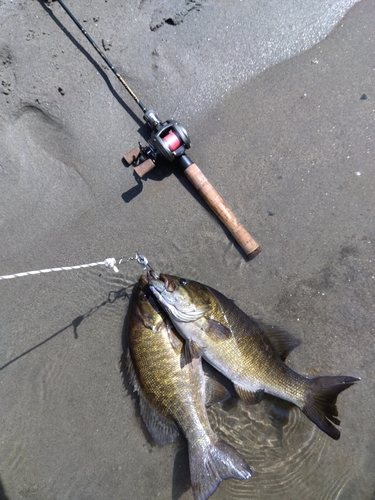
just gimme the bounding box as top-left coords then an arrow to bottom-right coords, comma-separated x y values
0,1 -> 374,499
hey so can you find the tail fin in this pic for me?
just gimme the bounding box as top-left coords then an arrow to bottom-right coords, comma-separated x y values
303,376 -> 359,440
189,439 -> 252,500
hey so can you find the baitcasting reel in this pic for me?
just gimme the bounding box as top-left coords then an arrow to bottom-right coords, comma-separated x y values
124,110 -> 191,178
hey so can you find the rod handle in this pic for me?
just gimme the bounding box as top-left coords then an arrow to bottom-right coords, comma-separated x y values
183,163 -> 261,258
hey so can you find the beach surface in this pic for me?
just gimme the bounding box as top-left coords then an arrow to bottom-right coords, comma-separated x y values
0,1 -> 374,499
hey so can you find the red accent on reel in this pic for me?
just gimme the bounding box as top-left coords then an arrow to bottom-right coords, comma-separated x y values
163,131 -> 182,152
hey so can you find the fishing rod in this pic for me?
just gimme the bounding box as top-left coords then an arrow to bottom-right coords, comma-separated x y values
50,0 -> 261,259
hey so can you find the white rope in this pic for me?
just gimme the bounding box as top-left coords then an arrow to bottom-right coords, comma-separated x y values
0,253 -> 149,281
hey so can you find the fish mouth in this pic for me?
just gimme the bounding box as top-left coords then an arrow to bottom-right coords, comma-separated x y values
146,269 -> 161,283
147,273 -> 176,293
150,279 -> 165,294
148,274 -> 206,323
148,274 -> 181,316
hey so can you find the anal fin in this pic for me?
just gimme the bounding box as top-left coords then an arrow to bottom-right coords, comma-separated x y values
234,384 -> 264,405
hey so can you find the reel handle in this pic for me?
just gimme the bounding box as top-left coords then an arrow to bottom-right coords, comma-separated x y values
124,148 -> 156,178
181,160 -> 261,259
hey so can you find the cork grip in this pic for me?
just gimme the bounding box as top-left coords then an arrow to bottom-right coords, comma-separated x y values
183,163 -> 261,258
124,148 -> 260,258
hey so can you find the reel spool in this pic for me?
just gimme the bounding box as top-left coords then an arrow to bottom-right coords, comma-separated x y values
144,110 -> 191,161
124,110 -> 191,177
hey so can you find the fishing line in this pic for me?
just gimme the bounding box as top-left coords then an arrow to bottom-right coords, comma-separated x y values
0,253 -> 151,281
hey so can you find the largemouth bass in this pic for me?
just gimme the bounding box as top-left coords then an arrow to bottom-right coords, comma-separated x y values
148,273 -> 359,440
126,276 -> 252,500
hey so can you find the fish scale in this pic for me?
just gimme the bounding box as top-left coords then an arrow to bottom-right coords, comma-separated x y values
148,273 -> 359,440
126,275 -> 252,500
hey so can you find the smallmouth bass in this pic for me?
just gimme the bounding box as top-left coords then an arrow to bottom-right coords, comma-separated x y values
126,276 -> 252,500
148,273 -> 359,440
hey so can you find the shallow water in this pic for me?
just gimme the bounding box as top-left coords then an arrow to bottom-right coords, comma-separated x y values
1,0 -> 374,499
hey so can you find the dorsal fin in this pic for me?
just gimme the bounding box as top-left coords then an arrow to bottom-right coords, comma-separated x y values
259,324 -> 301,361
205,284 -> 301,360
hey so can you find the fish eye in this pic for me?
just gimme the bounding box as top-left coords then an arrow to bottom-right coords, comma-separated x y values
179,278 -> 187,285
140,292 -> 148,301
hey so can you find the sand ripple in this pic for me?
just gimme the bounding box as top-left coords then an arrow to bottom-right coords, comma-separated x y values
206,398 -> 353,500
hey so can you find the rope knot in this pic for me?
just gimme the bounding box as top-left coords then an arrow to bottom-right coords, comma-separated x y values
104,258 -> 119,273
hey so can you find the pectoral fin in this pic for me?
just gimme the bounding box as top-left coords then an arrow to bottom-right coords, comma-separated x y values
205,318 -> 232,340
234,384 -> 264,405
